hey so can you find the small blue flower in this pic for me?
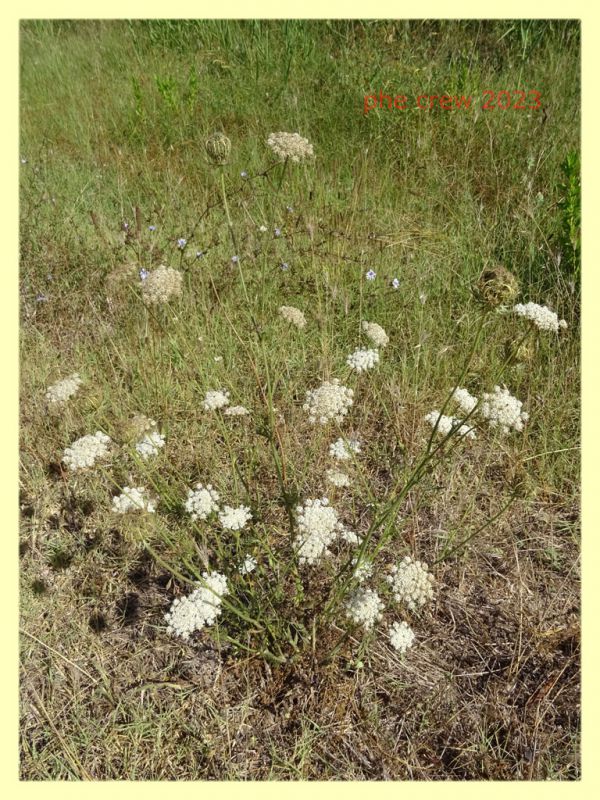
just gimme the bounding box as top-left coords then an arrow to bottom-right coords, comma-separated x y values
280,262 -> 290,271
240,171 -> 248,179
123,222 -> 129,230
286,206 -> 294,213
392,277 -> 400,289
36,293 -> 47,302
139,269 -> 149,281
366,270 -> 376,281
274,228 -> 282,237
148,225 -> 156,231
231,255 -> 239,264
177,238 -> 187,249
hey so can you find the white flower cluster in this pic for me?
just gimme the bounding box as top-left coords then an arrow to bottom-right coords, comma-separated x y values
294,497 -> 344,565
452,387 -> 478,415
279,305 -> 307,329
388,556 -> 435,611
362,321 -> 389,348
45,373 -> 82,405
112,486 -> 156,514
219,505 -> 252,531
203,389 -> 230,411
424,410 -> 476,440
351,555 -> 373,582
304,379 -> 354,425
62,431 -> 111,471
141,265 -> 183,306
513,302 -> 567,333
329,437 -> 361,461
345,588 -> 384,630
135,430 -> 165,459
185,484 -> 220,521
326,468 -> 351,488
346,347 -> 380,373
267,131 -> 314,163
389,620 -> 416,654
239,554 -> 257,575
224,405 -> 250,417
480,385 -> 529,434
164,571 -> 229,640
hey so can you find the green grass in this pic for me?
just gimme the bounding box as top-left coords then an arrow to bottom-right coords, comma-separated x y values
20,19 -> 580,780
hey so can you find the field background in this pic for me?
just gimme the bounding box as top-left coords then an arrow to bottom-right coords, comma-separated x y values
19,19 -> 580,780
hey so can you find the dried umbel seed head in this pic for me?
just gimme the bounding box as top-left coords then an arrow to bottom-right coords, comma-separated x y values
121,414 -> 158,444
475,265 -> 519,309
504,339 -> 535,365
205,131 -> 231,165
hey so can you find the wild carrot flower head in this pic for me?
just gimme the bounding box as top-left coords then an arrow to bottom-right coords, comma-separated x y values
362,321 -> 389,348
45,373 -> 82,405
294,497 -> 344,565
185,484 -> 220,521
279,305 -> 307,329
480,385 -> 529,434
224,405 -> 250,417
345,587 -> 384,630
62,431 -> 111,471
112,486 -> 156,514
475,265 -> 519,308
452,387 -> 478,415
239,555 -> 257,575
329,437 -> 361,461
203,389 -> 230,411
389,620 -> 416,653
424,410 -> 476,440
267,131 -> 314,162
141,266 -> 183,306
135,430 -> 165,459
513,302 -> 567,333
346,348 -> 380,373
164,571 -> 229,640
326,468 -> 351,488
303,379 -> 353,425
387,556 -> 435,611
219,505 -> 252,531
205,131 -> 231,165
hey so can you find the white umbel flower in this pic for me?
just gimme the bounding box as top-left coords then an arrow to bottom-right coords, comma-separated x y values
362,321 -> 389,348
303,379 -> 354,425
294,497 -> 344,565
389,620 -> 416,653
141,265 -> 183,306
452,387 -> 478,415
279,305 -> 307,329
326,468 -> 351,488
239,555 -> 257,575
164,571 -> 228,640
45,373 -> 82,405
351,555 -> 373,582
185,484 -> 220,521
267,131 -> 314,163
329,437 -> 361,461
480,385 -> 529,434
224,405 -> 250,417
387,556 -> 435,611
345,587 -> 384,630
346,347 -> 380,373
112,486 -> 156,514
62,431 -> 111,471
203,389 -> 230,411
135,430 -> 165,459
424,410 -> 476,440
513,302 -> 567,333
219,505 -> 252,531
